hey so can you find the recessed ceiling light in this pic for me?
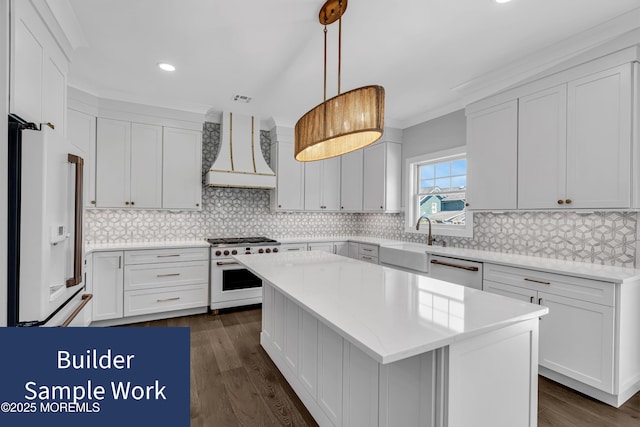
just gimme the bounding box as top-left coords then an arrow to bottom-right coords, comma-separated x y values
494,0 -> 512,3
157,63 -> 176,72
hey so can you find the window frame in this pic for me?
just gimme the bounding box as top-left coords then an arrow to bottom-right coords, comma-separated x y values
404,146 -> 473,238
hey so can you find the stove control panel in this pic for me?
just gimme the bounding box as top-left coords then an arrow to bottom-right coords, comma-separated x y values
212,246 -> 280,258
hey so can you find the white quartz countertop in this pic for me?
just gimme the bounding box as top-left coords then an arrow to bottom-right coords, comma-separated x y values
85,240 -> 210,254
417,245 -> 640,283
233,251 -> 548,364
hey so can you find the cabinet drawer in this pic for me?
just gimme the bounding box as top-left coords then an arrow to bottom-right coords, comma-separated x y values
359,254 -> 379,265
280,243 -> 308,252
124,284 -> 208,317
125,247 -> 209,264
484,263 -> 614,306
359,244 -> 379,258
124,261 -> 208,291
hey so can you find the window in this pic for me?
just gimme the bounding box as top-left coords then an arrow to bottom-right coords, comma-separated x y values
405,147 -> 473,238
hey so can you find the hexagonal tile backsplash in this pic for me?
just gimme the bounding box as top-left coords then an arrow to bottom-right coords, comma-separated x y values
85,122 -> 638,267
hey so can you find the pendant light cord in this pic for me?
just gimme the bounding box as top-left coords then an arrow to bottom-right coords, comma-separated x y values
338,0 -> 342,95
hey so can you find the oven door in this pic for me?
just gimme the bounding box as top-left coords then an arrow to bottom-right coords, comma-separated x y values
211,260 -> 263,309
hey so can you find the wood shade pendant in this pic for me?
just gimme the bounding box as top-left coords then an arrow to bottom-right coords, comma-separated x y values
294,0 -> 385,162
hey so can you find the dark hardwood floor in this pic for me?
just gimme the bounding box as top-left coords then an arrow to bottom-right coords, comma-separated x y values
134,307 -> 639,427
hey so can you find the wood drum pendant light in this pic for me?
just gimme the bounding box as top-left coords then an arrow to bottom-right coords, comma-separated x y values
294,0 -> 385,162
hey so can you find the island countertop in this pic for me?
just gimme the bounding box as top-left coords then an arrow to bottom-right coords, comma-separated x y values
233,251 -> 548,364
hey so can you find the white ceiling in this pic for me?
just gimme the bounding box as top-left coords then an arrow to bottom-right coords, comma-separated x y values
65,0 -> 640,129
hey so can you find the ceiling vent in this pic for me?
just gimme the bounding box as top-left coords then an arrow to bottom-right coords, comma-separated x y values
232,94 -> 252,103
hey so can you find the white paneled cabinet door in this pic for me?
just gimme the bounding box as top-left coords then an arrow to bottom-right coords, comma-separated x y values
483,280 -> 536,303
298,310 -> 318,398
348,242 -> 359,259
130,123 -> 163,209
538,292 -> 614,393
363,142 -> 385,211
273,141 -> 304,210
162,127 -> 202,209
92,252 -> 124,321
334,242 -> 349,256
305,157 -> 341,211
96,118 -> 131,208
566,64 -> 632,209
304,161 -> 322,210
518,85 -> 567,209
341,150 -> 363,211
466,100 -> 518,210
317,322 -> 343,426
284,298 -> 300,373
322,157 -> 341,211
67,109 -> 97,207
10,0 -> 44,124
272,290 -> 285,354
308,242 -> 333,253
42,54 -> 66,135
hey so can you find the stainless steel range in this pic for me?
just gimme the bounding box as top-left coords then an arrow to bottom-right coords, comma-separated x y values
207,237 -> 280,310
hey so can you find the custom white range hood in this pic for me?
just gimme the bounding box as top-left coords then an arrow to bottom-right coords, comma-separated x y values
206,112 -> 276,189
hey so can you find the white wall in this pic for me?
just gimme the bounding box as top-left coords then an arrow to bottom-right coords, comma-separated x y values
402,109 -> 466,160
1,0 -> 9,326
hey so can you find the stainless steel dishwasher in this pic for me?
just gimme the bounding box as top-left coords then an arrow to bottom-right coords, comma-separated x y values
429,255 -> 483,289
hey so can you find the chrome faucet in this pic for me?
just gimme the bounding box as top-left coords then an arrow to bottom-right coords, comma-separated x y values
415,215 -> 433,246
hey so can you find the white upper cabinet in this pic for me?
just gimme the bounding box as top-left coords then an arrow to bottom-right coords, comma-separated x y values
271,140 -> 305,211
10,0 -> 68,133
162,127 -> 202,210
565,64 -> 632,209
95,118 -> 201,210
469,54 -> 635,211
466,100 -> 518,211
363,141 -> 402,212
519,64 -> 632,209
518,85 -> 568,209
305,157 -> 341,211
130,123 -> 163,209
340,149 -> 363,211
67,109 -> 97,208
96,118 -> 131,208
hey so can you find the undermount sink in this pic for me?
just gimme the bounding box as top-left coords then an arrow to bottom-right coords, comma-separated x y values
379,243 -> 429,273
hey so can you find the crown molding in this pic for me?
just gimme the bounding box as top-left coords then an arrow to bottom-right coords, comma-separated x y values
452,7 -> 640,107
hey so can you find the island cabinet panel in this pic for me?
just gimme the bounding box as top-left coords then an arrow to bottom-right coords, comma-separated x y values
258,280 -> 540,427
284,298 -> 300,373
318,323 -> 344,426
272,290 -> 286,354
261,285 -> 274,340
448,320 -> 538,427
299,310 -> 319,398
343,344 -> 379,427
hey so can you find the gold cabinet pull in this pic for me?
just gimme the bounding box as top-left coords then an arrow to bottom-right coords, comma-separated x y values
524,277 -> 550,285
157,297 -> 180,302
157,273 -> 180,277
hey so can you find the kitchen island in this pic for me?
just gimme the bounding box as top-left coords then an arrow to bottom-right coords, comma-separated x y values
233,251 -> 548,427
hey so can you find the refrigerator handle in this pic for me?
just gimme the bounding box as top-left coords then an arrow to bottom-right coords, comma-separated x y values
66,154 -> 84,287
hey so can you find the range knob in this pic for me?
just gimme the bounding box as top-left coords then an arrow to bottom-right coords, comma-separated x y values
215,250 -> 222,256
258,248 -> 264,254
223,250 -> 230,256
232,249 -> 238,255
273,247 -> 279,253
245,251 -> 251,255
265,248 -> 271,253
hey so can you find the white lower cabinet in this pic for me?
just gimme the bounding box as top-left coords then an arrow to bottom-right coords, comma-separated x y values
348,242 -> 359,259
91,247 -> 208,324
334,242 -> 349,257
92,251 -> 124,321
284,298 -> 300,373
308,242 -> 333,253
318,323 -> 344,425
484,263 -> 615,394
279,243 -> 308,253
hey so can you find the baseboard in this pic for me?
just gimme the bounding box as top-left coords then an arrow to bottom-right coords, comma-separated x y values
90,306 -> 208,327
